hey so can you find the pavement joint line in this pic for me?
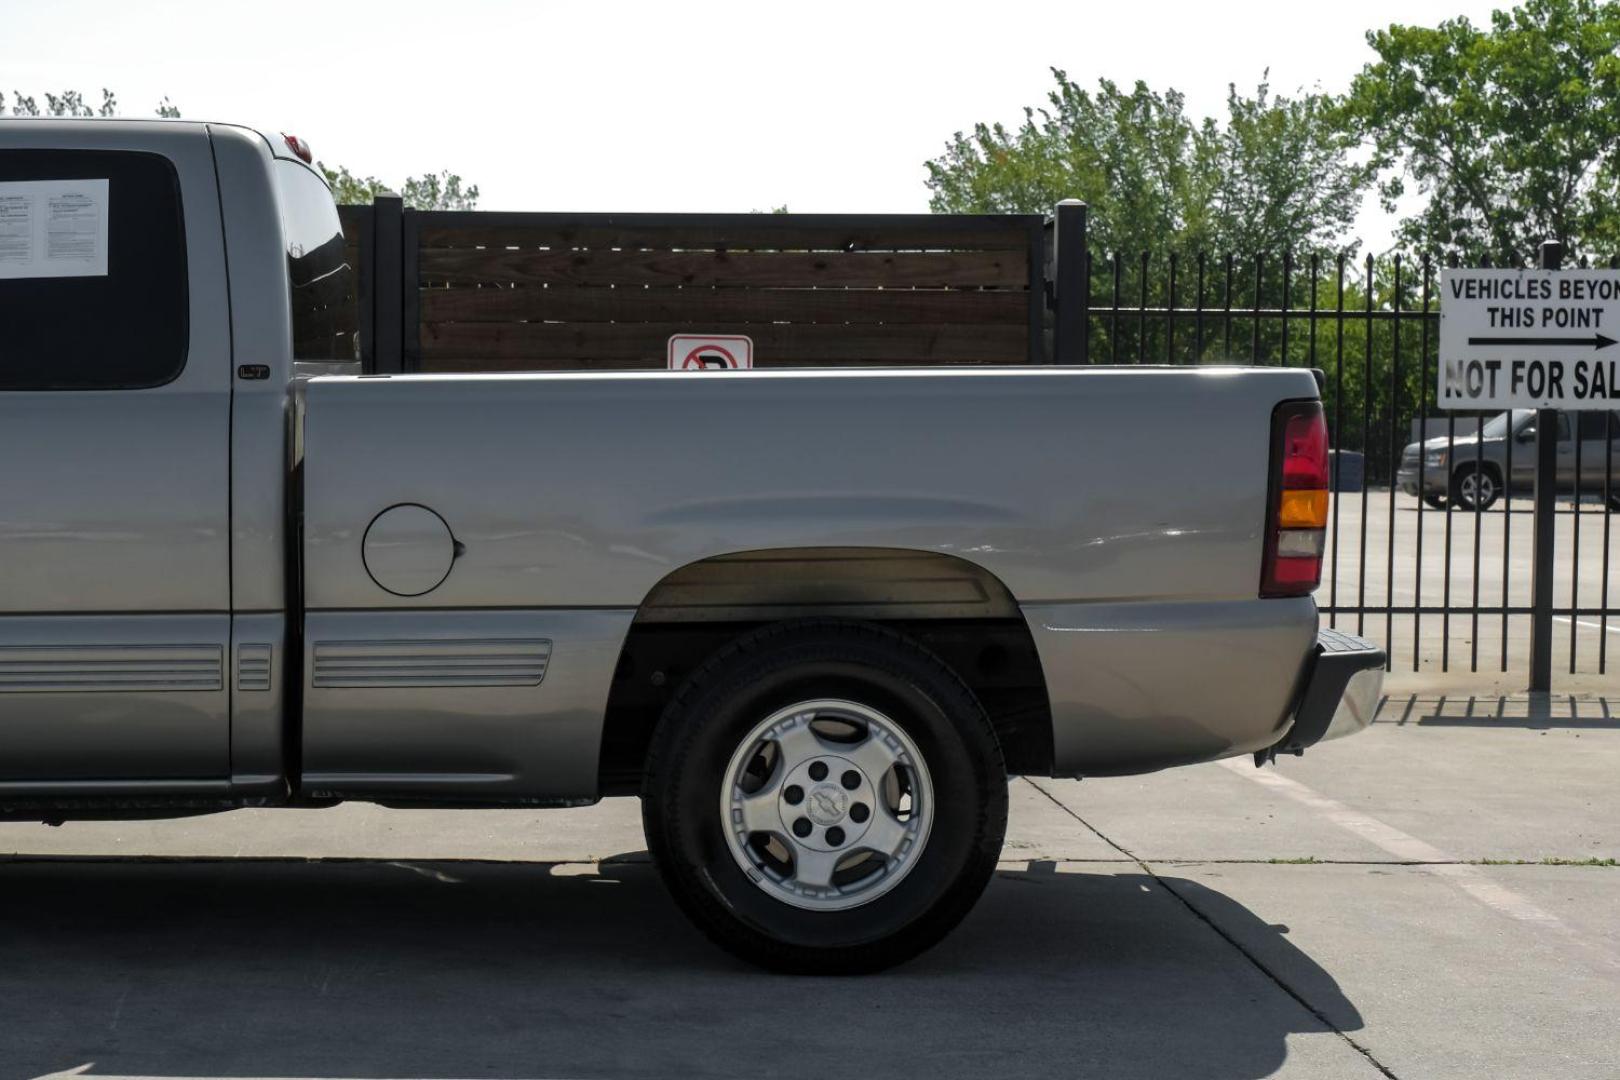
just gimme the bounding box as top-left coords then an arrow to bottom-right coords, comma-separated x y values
1040,857 -> 1619,867
1022,778 -> 1401,1080
1554,614 -> 1620,636
1217,759 -> 1620,972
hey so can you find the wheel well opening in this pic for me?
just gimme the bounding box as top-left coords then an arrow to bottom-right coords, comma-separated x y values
597,549 -> 1054,793
1453,459 -> 1503,483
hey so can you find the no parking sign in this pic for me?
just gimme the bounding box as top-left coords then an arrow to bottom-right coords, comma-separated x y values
668,334 -> 754,371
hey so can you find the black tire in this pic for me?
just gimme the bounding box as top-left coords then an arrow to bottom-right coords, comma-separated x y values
1422,494 -> 1448,511
1452,464 -> 1501,512
640,619 -> 1008,974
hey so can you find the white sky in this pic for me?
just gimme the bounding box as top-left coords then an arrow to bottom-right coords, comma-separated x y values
2,0 -> 1508,249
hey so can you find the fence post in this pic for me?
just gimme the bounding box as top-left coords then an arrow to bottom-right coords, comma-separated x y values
1528,239 -> 1564,691
401,208 -> 422,373
338,203 -> 377,372
371,193 -> 404,374
1052,200 -> 1089,365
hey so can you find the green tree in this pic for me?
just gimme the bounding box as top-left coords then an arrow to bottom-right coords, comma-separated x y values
1211,81 -> 1372,259
318,163 -> 480,211
4,87 -> 139,117
1340,0 -> 1620,264
925,70 -> 1372,261
3,87 -> 478,210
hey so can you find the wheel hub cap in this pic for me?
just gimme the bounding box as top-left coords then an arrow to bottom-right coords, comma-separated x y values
804,783 -> 849,827
721,699 -> 934,912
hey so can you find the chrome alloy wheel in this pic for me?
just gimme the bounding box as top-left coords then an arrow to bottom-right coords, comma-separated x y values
720,699 -> 934,912
1459,469 -> 1496,508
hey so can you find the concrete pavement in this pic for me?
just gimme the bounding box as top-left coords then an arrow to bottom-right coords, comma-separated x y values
1326,491 -> 1619,686
2,695 -> 1617,1079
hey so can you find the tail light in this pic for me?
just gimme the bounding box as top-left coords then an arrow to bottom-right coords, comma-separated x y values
281,133 -> 313,163
1261,400 -> 1330,597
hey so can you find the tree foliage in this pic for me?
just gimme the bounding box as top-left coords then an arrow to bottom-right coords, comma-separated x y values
925,70 -> 1372,260
1340,0 -> 1620,264
4,87 -> 151,118
319,164 -> 480,211
3,87 -> 477,210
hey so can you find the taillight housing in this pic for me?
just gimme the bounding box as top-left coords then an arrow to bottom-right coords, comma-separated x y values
281,133 -> 313,164
1261,399 -> 1330,598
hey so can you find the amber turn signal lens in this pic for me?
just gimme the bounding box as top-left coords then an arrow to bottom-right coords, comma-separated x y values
1278,488 -> 1330,529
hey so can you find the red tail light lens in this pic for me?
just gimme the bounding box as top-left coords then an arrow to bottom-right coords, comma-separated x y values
1262,400 -> 1330,598
281,133 -> 313,164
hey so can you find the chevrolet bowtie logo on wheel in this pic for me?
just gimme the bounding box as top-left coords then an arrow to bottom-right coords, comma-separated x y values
807,786 -> 848,825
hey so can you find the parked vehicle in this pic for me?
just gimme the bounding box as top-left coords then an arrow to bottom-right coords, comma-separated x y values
0,119 -> 1384,973
1398,410 -> 1620,512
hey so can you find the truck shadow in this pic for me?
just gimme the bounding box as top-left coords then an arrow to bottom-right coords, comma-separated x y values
0,856 -> 1361,1080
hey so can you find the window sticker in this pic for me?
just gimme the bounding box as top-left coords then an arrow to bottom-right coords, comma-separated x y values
0,179 -> 109,279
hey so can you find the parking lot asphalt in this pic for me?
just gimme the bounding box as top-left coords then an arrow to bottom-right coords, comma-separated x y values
3,693 -> 1617,1080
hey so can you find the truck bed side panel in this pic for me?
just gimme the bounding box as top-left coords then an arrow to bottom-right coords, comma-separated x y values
302,367 -> 1318,607
299,609 -> 630,800
300,366 -> 1320,791
1025,597 -> 1317,775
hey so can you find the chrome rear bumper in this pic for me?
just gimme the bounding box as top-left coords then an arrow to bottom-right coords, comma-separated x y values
1260,628 -> 1385,762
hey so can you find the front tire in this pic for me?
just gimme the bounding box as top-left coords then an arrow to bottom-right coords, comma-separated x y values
641,620 -> 1008,974
1452,464 -> 1500,512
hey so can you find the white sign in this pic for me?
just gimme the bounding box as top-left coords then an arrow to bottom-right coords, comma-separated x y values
0,179 -> 109,280
1439,269 -> 1620,409
667,333 -> 754,371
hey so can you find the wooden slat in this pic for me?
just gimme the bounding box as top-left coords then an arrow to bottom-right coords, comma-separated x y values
418,248 -> 1027,289
338,206 -> 367,276
419,321 -> 1028,365
416,214 -> 1034,253
336,204 -> 370,232
418,286 -> 1027,325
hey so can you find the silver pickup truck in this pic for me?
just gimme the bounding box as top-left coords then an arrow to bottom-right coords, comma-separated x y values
1397,409 -> 1620,511
0,119 -> 1383,973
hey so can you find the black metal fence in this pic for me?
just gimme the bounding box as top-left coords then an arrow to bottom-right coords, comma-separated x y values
1048,202 -> 1619,681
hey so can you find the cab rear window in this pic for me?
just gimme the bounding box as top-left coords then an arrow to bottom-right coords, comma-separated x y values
0,149 -> 187,390
273,159 -> 358,363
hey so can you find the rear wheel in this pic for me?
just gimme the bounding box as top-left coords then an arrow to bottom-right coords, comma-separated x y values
1452,464 -> 1500,512
641,620 -> 1007,974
